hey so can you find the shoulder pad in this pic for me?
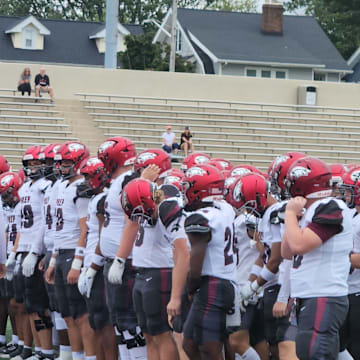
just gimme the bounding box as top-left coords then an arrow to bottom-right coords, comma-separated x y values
312,200 -> 343,226
184,213 -> 211,233
121,171 -> 139,190
96,194 -> 107,216
270,208 -> 284,225
159,200 -> 182,229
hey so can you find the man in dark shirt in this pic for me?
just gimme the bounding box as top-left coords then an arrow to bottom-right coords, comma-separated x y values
35,68 -> 54,103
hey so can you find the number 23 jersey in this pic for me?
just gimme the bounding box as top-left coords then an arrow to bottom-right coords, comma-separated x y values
185,200 -> 237,282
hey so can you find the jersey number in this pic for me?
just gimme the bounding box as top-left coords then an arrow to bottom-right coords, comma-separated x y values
21,204 -> 34,229
46,205 -> 52,230
135,224 -> 145,247
224,226 -> 235,266
55,208 -> 64,231
9,224 -> 17,243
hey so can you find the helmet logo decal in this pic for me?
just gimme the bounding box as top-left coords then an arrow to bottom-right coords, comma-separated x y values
232,168 -> 250,177
225,176 -> 237,187
290,166 -> 311,179
194,156 -> 209,165
87,158 -> 102,166
164,176 -> 181,184
98,141 -> 114,154
121,190 -> 128,210
233,182 -> 243,202
350,170 -> 360,182
68,143 -> 85,152
53,145 -> 61,153
218,161 -> 228,169
0,174 -> 13,187
186,167 -> 206,177
273,155 -> 289,170
137,152 -> 157,164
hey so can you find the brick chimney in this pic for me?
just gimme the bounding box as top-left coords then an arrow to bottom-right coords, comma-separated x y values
261,1 -> 284,35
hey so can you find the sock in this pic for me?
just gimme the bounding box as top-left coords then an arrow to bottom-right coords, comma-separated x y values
60,345 -> 72,352
115,328 -> 131,360
0,335 -> 5,343
42,349 -> 55,355
24,345 -> 32,350
18,340 -> 24,347
72,351 -> 85,359
129,346 -> 147,360
338,350 -> 354,360
85,356 -> 96,360
12,335 -> 19,344
35,347 -> 41,353
241,347 -> 261,360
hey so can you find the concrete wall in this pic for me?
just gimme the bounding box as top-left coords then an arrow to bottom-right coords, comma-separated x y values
0,61 -> 359,107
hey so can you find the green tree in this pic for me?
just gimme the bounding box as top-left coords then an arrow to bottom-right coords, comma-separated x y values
205,0 -> 257,12
284,0 -> 360,59
118,30 -> 195,72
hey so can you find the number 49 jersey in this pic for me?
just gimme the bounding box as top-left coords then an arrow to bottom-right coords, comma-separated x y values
18,178 -> 51,252
185,200 -> 237,282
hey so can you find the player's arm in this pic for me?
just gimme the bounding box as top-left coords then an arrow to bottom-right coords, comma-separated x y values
350,252 -> 360,269
256,241 -> 281,287
281,232 -> 293,260
115,216 -> 139,259
248,254 -> 264,282
184,213 -> 211,296
285,197 -> 342,255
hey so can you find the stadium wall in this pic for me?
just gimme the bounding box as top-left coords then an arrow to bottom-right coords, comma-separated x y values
1,61 -> 359,107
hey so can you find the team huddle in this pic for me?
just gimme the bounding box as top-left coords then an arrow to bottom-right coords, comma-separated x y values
0,137 -> 359,360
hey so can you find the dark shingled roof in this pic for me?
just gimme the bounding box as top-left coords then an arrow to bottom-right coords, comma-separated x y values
0,16 -> 143,66
177,8 -> 350,71
346,62 -> 360,83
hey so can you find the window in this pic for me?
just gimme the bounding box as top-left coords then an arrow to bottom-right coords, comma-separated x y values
261,70 -> 271,78
313,71 -> 326,81
23,27 -> 35,49
176,29 -> 182,52
246,69 -> 257,77
276,71 -> 286,79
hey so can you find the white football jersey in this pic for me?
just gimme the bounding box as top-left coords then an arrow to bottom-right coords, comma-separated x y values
3,203 -> 21,254
291,197 -> 352,298
258,201 -> 286,288
99,171 -> 132,259
348,213 -> 360,294
53,178 -> 89,250
84,192 -> 106,267
233,214 -> 259,286
185,201 -> 237,282
18,178 -> 50,253
43,179 -> 61,251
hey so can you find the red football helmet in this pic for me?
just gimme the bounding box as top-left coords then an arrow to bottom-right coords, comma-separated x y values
231,165 -> 260,178
210,158 -> 233,171
180,164 -> 225,210
224,175 -> 241,204
58,141 -> 89,179
77,157 -> 107,197
0,172 -> 23,207
120,178 -> 157,223
22,145 -> 43,179
285,157 -> 332,199
330,164 -> 345,184
98,137 -> 136,176
227,173 -> 268,216
18,168 -> 25,183
180,152 -> 210,171
134,149 -> 171,176
40,143 -> 61,179
340,166 -> 360,207
162,168 -> 184,189
344,163 -> 358,173
0,155 -> 10,175
268,152 -> 306,199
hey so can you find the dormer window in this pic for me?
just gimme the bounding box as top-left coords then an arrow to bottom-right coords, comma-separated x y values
5,15 -> 50,50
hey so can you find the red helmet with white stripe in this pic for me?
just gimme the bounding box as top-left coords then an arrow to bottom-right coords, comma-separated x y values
210,158 -> 233,171
98,137 -> 136,176
40,143 -> 61,179
0,155 -> 10,175
285,157 -> 332,199
162,168 -> 184,189
22,146 -> 43,179
180,152 -> 210,172
0,172 -> 23,207
340,166 -> 360,207
58,141 -> 89,179
231,165 -> 261,178
134,149 -> 171,176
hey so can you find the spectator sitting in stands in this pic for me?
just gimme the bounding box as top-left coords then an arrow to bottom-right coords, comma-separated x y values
180,126 -> 194,157
35,67 -> 54,103
162,125 -> 180,154
18,67 -> 31,96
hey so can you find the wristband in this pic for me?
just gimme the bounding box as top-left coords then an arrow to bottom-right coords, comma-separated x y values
75,246 -> 86,257
71,258 -> 82,271
260,266 -> 277,282
250,264 -> 262,277
87,267 -> 97,277
115,256 -> 126,264
92,254 -> 105,267
49,257 -> 56,267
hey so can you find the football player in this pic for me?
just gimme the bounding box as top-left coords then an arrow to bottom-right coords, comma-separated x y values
76,157 -> 117,360
120,179 -> 190,360
45,141 -> 96,360
282,157 -> 352,360
7,146 -> 54,359
0,172 -> 22,357
180,164 -> 237,360
180,152 -> 210,172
